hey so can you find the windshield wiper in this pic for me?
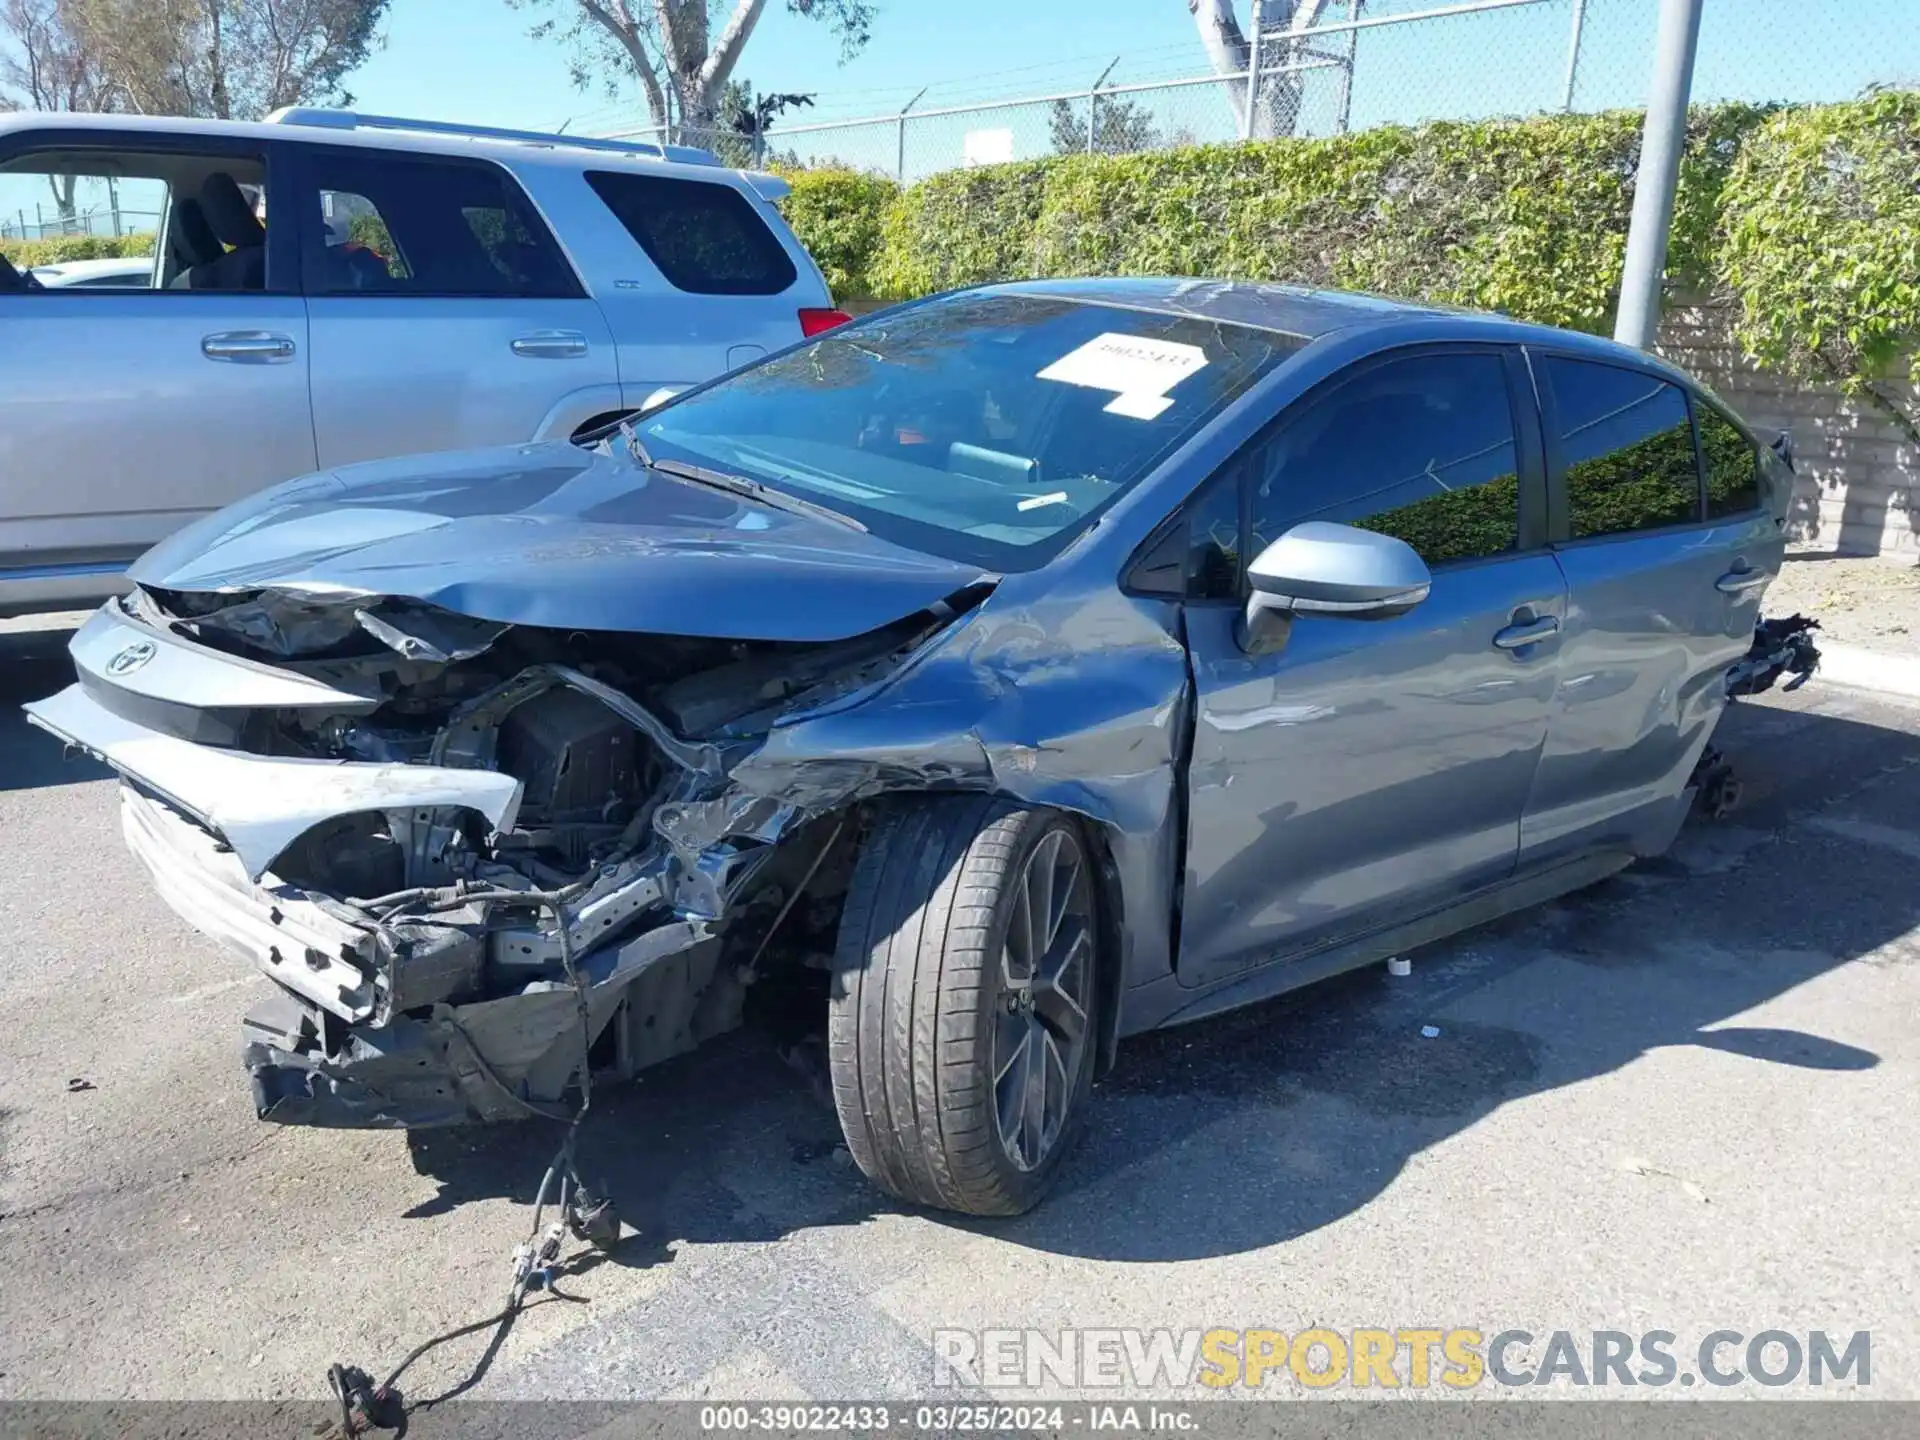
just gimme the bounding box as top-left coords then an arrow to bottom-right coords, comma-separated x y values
647,457 -> 868,533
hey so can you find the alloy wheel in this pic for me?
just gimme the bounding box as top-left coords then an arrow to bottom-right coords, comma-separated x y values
991,826 -> 1094,1172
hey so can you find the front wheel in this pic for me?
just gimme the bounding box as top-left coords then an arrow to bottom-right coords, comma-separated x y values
827,798 -> 1100,1216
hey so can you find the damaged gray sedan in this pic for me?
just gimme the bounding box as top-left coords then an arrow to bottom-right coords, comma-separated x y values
27,280 -> 1792,1216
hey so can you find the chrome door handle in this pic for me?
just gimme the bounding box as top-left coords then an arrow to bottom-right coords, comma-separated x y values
1493,616 -> 1560,650
1716,567 -> 1769,594
202,331 -> 296,363
511,329 -> 589,359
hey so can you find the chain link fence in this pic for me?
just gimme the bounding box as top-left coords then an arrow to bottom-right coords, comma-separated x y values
0,200 -> 162,243
603,0 -> 1920,183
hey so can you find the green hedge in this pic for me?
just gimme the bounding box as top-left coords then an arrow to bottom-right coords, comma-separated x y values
869,161 -> 1052,301
0,232 -> 155,267
772,95 -> 1919,403
776,167 -> 898,301
1719,89 -> 1920,398
792,105 -> 1779,323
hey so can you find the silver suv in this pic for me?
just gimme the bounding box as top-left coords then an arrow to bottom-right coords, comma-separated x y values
0,108 -> 843,616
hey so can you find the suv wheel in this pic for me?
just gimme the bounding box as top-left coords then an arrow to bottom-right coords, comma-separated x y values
828,798 -> 1099,1216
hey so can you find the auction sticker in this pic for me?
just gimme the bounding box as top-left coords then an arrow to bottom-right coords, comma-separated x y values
1037,332 -> 1209,419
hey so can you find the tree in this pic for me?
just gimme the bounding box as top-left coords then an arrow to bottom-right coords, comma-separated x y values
1048,94 -> 1161,156
61,0 -> 388,120
709,78 -> 811,165
509,0 -> 873,139
1186,0 -> 1335,139
0,0 -> 114,217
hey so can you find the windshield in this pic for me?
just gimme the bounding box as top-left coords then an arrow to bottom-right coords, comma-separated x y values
636,293 -> 1302,571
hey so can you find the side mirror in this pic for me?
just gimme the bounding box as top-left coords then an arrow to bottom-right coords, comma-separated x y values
1239,521 -> 1431,655
1770,429 -> 1796,473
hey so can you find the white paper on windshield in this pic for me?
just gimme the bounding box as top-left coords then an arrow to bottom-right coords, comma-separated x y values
1016,491 -> 1070,512
1037,332 -> 1208,421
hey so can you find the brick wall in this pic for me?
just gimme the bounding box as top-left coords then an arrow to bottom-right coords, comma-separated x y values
1658,297 -> 1918,556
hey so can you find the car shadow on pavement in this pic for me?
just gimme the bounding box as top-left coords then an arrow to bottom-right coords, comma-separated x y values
398,693 -> 1920,1272
0,625 -> 108,793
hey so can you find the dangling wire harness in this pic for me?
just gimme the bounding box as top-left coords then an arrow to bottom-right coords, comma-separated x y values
327,888 -> 618,1437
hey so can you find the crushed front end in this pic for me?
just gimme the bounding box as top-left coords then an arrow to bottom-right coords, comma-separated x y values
27,586 -> 956,1128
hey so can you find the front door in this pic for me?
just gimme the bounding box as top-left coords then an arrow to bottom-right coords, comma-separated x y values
1177,348 -> 1565,987
0,132 -> 313,602
290,145 -> 620,468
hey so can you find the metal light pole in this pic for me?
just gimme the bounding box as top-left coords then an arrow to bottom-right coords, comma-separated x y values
1613,0 -> 1705,350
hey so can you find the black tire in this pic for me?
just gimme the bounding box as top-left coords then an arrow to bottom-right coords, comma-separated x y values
828,797 -> 1100,1216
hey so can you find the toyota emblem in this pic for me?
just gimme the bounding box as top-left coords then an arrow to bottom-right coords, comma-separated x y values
105,640 -> 157,676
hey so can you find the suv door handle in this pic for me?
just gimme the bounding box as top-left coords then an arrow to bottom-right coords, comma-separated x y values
511,329 -> 589,359
202,331 -> 296,363
1493,615 -> 1560,650
1716,566 -> 1769,594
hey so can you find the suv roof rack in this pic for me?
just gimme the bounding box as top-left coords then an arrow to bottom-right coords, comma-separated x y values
263,107 -> 723,169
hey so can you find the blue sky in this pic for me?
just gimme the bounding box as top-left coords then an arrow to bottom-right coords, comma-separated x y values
348,0 -> 1206,134
342,0 -> 1919,173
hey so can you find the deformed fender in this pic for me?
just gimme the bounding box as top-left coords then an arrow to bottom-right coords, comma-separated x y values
722,581 -> 1193,1012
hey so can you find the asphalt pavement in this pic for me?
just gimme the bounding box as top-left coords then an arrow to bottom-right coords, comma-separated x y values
3,610 -> 1918,1404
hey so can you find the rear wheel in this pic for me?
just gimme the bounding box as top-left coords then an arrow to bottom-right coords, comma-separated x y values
828,798 -> 1099,1216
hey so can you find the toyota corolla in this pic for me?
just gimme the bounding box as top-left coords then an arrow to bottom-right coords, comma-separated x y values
25,279 -> 1793,1215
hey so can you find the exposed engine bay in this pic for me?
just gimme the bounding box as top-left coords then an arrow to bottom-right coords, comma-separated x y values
50,583 -> 977,1129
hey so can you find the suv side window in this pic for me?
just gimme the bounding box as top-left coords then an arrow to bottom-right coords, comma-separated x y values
586,170 -> 797,296
1540,357 -> 1700,539
1696,400 -> 1763,519
299,150 -> 580,298
1248,351 -> 1522,569
0,147 -> 269,292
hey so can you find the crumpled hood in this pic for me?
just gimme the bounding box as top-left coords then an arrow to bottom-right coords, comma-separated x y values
131,441 -> 988,643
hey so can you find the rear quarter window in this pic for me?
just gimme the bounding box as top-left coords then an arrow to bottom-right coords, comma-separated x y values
1540,357 -> 1700,539
586,170 -> 797,296
1696,401 -> 1763,518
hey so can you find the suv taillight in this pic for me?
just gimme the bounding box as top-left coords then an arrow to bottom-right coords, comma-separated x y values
799,307 -> 853,337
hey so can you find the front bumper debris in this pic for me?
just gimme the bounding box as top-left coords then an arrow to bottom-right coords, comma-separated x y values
29,681 -> 737,1128
1727,614 -> 1822,698
123,772 -> 733,1126
121,785 -> 382,1021
28,681 -> 522,880
239,916 -> 726,1127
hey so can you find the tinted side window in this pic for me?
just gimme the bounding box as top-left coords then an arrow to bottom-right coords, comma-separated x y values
1249,352 -> 1520,568
586,171 -> 797,296
301,153 -> 580,298
1542,359 -> 1700,538
1697,402 -> 1762,519
1186,476 -> 1243,600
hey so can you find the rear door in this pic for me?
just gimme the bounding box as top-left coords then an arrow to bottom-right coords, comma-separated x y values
1521,353 -> 1784,863
0,129 -> 312,604
290,145 -> 620,467
1175,346 -> 1566,986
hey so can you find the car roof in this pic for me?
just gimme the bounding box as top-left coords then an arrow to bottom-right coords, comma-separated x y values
0,109 -> 755,189
985,276 -> 1692,381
